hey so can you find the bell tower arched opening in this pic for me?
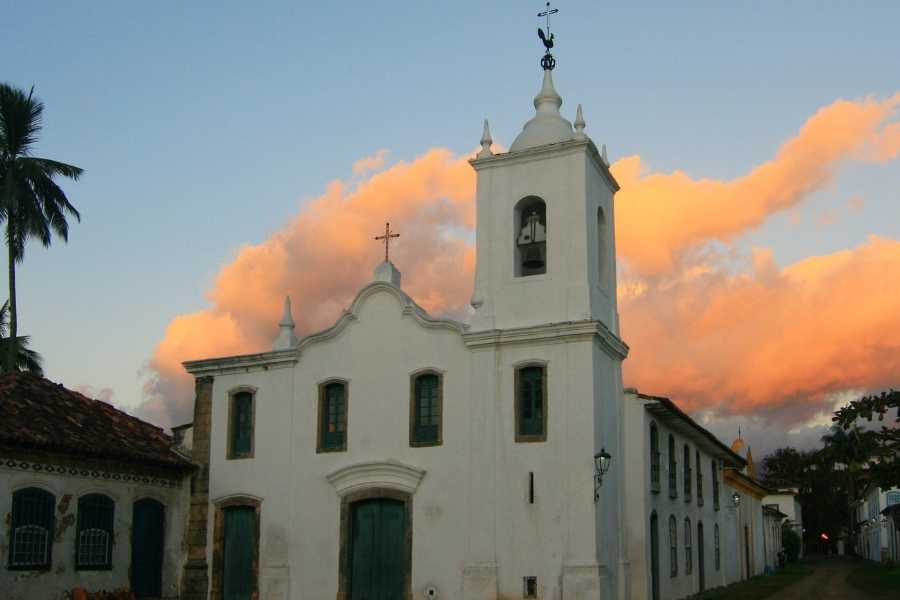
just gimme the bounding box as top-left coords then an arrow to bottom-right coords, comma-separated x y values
515,196 -> 547,277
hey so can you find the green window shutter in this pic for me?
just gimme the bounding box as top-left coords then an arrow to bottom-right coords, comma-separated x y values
322,383 -> 346,450
231,392 -> 253,457
414,374 -> 440,443
518,366 -> 544,437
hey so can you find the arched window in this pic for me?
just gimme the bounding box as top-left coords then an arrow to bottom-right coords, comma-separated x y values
76,494 -> 114,570
597,206 -> 608,288
515,196 -> 547,277
683,445 -> 692,501
714,523 -> 721,571
228,389 -> 255,459
649,423 -> 660,493
711,459 -> 720,510
668,435 -> 677,498
696,449 -> 704,506
684,518 -> 693,574
410,371 -> 443,446
668,515 -> 678,577
9,487 -> 55,570
515,364 -> 547,442
318,380 -> 348,452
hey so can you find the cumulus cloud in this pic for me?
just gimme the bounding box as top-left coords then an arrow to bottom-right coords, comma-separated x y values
138,95 -> 900,435
74,384 -> 115,404
352,149 -> 390,176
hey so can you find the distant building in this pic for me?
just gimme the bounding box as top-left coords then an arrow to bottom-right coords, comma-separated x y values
854,481 -> 900,562
0,373 -> 193,599
763,487 -> 802,558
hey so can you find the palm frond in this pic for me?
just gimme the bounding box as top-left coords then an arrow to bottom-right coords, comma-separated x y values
0,83 -> 44,158
0,334 -> 43,376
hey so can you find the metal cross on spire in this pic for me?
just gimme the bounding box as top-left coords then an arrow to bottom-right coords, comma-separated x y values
537,2 -> 559,70
538,1 -> 559,35
374,222 -> 400,262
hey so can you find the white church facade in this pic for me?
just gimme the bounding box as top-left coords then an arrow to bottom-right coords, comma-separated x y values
180,55 -> 629,600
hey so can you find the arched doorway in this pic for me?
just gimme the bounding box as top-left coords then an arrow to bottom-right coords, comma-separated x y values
339,489 -> 412,600
650,511 -> 660,600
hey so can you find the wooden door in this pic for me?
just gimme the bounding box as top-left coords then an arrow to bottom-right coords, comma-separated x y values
697,521 -> 705,592
350,499 -> 407,600
222,506 -> 257,600
650,512 -> 660,600
132,499 -> 165,598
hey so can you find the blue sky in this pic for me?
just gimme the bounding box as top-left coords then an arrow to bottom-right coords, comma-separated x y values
3,1 -> 899,448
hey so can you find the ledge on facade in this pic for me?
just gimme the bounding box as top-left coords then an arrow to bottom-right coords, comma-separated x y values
326,459 -> 426,497
463,319 -> 628,359
182,348 -> 299,376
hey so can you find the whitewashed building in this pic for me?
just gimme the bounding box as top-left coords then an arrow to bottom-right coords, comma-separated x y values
854,482 -> 900,562
763,488 -> 802,558
622,390 -> 746,600
0,373 -> 192,600
179,52 -> 629,600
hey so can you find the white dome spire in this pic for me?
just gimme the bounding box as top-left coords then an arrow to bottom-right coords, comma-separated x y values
509,69 -> 574,152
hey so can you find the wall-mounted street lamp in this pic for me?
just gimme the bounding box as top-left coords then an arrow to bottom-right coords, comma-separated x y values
732,492 -> 741,507
593,448 -> 612,502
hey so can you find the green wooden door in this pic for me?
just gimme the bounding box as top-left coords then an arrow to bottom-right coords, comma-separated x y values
131,499 -> 165,598
223,506 -> 257,600
350,499 -> 407,600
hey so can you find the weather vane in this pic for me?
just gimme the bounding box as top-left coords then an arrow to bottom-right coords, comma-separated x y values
537,1 -> 559,71
374,222 -> 400,262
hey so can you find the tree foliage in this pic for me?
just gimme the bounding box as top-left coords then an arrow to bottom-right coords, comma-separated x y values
0,299 -> 42,375
0,82 -> 82,372
833,390 -> 900,490
781,524 -> 801,563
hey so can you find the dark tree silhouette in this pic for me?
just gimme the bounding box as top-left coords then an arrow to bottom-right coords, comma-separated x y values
0,299 -> 42,375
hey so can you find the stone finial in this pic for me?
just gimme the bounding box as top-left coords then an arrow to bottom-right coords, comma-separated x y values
601,143 -> 609,166
574,104 -> 586,140
509,68 -> 574,152
477,119 -> 493,158
273,296 -> 299,350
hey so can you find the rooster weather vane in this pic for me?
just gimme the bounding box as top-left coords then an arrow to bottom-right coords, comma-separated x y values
537,1 -> 559,71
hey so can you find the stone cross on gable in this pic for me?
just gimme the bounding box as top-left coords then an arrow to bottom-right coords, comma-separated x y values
374,222 -> 400,262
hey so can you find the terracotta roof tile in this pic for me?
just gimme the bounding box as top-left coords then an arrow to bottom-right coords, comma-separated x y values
0,372 -> 191,470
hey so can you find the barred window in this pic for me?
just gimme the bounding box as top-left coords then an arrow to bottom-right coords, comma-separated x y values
410,372 -> 442,446
228,390 -> 254,459
683,444 -> 692,502
668,515 -> 678,577
76,494 -> 114,569
516,365 -> 547,442
668,435 -> 678,499
650,423 -> 660,493
714,524 -> 721,571
9,488 -> 55,570
684,518 -> 693,575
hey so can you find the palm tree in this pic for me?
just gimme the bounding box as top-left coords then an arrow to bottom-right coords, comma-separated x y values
0,83 -> 82,371
0,300 -> 42,375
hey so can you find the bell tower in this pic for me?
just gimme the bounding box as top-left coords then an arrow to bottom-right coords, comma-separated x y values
468,51 -> 620,334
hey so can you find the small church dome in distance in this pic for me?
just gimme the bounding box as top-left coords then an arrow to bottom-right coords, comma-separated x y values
730,434 -> 746,454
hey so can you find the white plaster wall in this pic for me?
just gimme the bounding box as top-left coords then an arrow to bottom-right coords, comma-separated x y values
0,465 -> 188,600
764,492 -> 802,557
205,282 -> 621,600
622,394 -> 733,600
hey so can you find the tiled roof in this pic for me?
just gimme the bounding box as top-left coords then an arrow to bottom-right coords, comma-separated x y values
0,372 -> 192,470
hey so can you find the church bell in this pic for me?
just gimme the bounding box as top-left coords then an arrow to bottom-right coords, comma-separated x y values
517,211 -> 547,272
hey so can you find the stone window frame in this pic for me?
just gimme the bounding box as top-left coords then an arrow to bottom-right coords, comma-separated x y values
683,444 -> 692,503
8,485 -> 56,571
513,195 -> 548,278
409,368 -> 444,448
209,495 -> 261,600
75,492 -> 115,571
226,385 -> 257,460
317,378 -> 349,453
336,487 -> 413,600
514,360 -> 548,443
696,449 -> 704,506
711,459 -> 720,510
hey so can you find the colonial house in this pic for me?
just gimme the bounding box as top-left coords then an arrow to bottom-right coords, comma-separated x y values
179,54 -> 627,600
762,488 -> 802,558
622,390 -> 746,600
854,482 -> 900,562
0,372 -> 193,599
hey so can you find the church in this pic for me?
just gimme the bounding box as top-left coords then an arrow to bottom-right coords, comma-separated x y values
179,26 -> 627,600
